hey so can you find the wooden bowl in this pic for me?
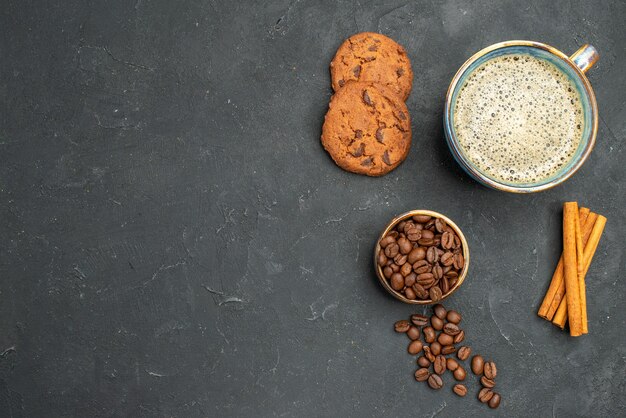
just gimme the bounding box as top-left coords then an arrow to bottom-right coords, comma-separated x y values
374,210 -> 470,304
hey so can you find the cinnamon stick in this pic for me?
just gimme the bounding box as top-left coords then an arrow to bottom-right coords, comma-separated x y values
563,202 -> 583,336
538,208 -> 593,320
552,213 -> 606,332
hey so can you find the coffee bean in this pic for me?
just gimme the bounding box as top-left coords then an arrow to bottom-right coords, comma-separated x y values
426,246 -> 439,263
393,253 -> 408,266
397,237 -> 412,255
404,287 -> 416,300
421,230 -> 434,240
417,272 -> 435,283
407,326 -> 420,340
404,273 -> 416,287
441,231 -> 455,249
443,323 -> 461,336
384,242 -> 399,258
418,238 -> 435,246
435,218 -> 447,233
446,358 -> 459,371
438,333 -> 453,346
402,221 -> 415,234
413,260 -> 431,274
390,263 -> 400,272
410,314 -> 428,327
429,286 -> 443,302
453,330 -> 465,344
397,221 -> 407,231
423,327 -> 436,343
406,227 -> 422,242
394,320 -> 410,333
427,373 -> 443,390
380,235 -> 395,248
407,340 -> 423,355
488,393 -> 501,409
400,262 -> 412,277
423,346 -> 435,362
434,355 -> 447,375
417,356 -> 430,368
471,355 -> 485,375
478,388 -> 494,403
446,310 -> 462,324
414,368 -> 430,382
430,342 -> 441,356
433,304 -> 446,319
432,264 -> 443,280
441,277 -> 450,294
424,219 -> 436,230
407,247 -> 426,264
484,361 -> 497,379
453,366 -> 466,381
481,376 -> 496,388
390,273 -> 404,291
430,316 -> 444,331
440,251 -> 455,266
377,250 -> 388,266
412,284 -> 429,299
441,345 -> 456,355
383,266 -> 393,279
448,276 -> 458,288
413,215 -> 432,223
453,384 -> 467,397
453,253 -> 464,270
457,346 -> 471,361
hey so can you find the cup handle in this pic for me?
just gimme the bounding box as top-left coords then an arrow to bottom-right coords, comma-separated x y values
570,44 -> 599,73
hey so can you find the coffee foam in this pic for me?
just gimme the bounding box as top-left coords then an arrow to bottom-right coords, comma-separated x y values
453,54 -> 584,185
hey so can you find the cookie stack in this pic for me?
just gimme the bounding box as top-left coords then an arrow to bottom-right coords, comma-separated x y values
321,32 -> 414,176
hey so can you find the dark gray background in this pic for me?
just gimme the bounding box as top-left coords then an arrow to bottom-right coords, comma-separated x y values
1,0 -> 624,416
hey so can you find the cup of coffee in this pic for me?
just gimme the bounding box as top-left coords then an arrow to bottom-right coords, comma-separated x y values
444,41 -> 599,193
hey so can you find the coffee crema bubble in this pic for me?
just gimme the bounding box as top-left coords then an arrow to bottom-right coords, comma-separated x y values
453,54 -> 584,185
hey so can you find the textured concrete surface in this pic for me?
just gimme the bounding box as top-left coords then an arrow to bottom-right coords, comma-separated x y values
1,0 -> 625,416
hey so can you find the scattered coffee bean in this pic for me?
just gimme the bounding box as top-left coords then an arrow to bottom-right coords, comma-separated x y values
434,355 -> 447,375
414,368 -> 430,382
433,304 -> 447,319
394,320 -> 410,333
457,346 -> 471,361
446,310 -> 462,324
423,327 -> 436,343
423,346 -> 435,362
446,358 -> 459,371
438,333 -> 454,346
484,361 -> 497,379
453,366 -> 466,381
410,314 -> 428,327
428,373 -> 443,390
408,340 -> 423,355
431,315 -> 444,331
453,330 -> 465,344
488,393 -> 501,409
443,323 -> 461,336
478,388 -> 494,403
417,356 -> 430,368
441,345 -> 456,355
481,376 -> 495,388
453,384 -> 467,397
430,342 -> 442,356
471,355 -> 485,375
407,326 -> 420,341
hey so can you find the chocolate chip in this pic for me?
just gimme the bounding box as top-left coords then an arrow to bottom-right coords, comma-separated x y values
368,44 -> 378,51
351,143 -> 365,157
354,129 -> 363,138
360,157 -> 373,167
375,128 -> 384,143
352,65 -> 361,78
364,56 -> 376,62
397,111 -> 406,120
396,68 -> 404,77
382,151 -> 392,166
362,90 -> 373,106
338,79 -> 345,87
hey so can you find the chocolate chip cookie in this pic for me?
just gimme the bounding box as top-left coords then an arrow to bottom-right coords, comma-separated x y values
330,32 -> 413,101
321,81 -> 412,176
